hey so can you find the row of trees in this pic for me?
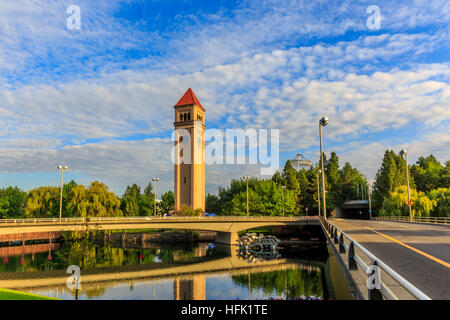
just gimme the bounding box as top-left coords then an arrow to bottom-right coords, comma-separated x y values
373,152 -> 449,217
0,151 -> 447,219
0,181 -> 175,219
206,151 -> 448,218
206,152 -> 367,216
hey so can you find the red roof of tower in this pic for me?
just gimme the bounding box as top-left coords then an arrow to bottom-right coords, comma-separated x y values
174,88 -> 205,111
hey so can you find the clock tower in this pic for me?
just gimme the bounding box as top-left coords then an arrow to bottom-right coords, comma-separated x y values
173,88 -> 205,212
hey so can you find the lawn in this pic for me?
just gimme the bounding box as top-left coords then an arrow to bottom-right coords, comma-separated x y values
0,288 -> 58,300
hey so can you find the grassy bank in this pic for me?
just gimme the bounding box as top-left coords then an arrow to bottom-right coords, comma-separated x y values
0,288 -> 58,300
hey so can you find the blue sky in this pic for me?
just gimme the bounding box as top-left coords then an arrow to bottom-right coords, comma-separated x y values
0,0 -> 449,196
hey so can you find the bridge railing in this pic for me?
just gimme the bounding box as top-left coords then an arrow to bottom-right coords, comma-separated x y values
319,217 -> 431,300
0,215 -> 320,224
373,216 -> 449,225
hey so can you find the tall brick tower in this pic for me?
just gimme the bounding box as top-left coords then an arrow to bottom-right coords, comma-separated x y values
173,88 -> 205,212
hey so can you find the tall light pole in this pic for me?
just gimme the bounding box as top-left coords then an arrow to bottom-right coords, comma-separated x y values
57,166 -> 68,222
316,170 -> 321,218
368,181 -> 372,220
319,116 -> 328,219
281,185 -> 286,217
399,149 -> 412,222
152,178 -> 159,216
243,176 -> 250,217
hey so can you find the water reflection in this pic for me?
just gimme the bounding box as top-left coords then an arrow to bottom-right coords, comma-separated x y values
0,231 -> 352,300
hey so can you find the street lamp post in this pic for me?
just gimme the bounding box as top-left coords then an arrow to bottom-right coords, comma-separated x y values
368,181 -> 372,220
319,116 -> 328,219
57,166 -> 68,222
281,185 -> 286,217
243,176 -> 250,217
316,170 -> 321,218
399,149 -> 412,222
152,178 -> 159,216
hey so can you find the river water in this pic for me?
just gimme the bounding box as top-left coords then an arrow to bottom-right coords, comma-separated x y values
0,231 -> 353,300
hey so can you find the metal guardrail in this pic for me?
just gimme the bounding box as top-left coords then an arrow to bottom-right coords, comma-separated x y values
0,215 -> 319,225
320,217 -> 431,300
374,216 -> 449,225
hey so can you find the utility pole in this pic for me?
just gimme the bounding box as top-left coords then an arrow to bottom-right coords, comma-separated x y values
243,176 -> 250,217
57,166 -> 68,223
319,116 -> 328,219
152,178 -> 159,216
400,150 -> 412,222
316,171 -> 321,218
368,182 -> 372,220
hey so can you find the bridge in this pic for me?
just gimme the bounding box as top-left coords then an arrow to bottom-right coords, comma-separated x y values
0,216 -> 320,245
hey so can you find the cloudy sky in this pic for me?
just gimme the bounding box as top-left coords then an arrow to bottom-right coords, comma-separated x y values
0,0 -> 449,196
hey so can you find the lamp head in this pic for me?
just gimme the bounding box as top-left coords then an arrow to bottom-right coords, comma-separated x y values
319,116 -> 328,126
57,166 -> 62,170
399,149 -> 407,156
63,166 -> 68,170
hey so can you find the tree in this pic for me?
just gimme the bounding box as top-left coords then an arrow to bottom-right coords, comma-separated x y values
205,193 -> 220,213
325,152 -> 340,189
426,188 -> 450,217
25,186 -> 60,218
121,184 -> 142,216
379,186 -> 436,218
160,190 -> 175,214
411,155 -> 445,192
229,179 -> 297,216
0,186 -> 27,218
373,150 -> 413,212
0,198 -> 9,219
67,182 -> 122,217
282,160 -> 301,212
140,182 -> 155,216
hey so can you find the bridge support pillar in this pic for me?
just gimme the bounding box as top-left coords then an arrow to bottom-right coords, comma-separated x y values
215,232 -> 239,245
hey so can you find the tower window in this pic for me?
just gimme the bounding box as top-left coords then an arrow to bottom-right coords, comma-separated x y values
180,114 -> 183,121
184,177 -> 187,184
188,113 -> 191,121
183,113 -> 187,122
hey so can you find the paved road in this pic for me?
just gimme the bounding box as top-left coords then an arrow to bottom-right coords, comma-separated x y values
331,219 -> 450,300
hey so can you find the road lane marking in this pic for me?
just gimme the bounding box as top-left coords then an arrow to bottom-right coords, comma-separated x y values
364,226 -> 450,269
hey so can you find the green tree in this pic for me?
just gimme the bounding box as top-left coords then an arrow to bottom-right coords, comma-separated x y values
205,193 -> 220,213
0,198 -> 9,218
67,182 -> 122,217
0,186 -> 27,218
379,186 -> 436,218
121,184 -> 142,216
411,155 -> 445,192
160,190 -> 175,214
426,188 -> 450,217
229,179 -> 296,216
25,186 -> 60,218
140,182 -> 155,216
373,150 -> 413,212
282,160 -> 301,212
